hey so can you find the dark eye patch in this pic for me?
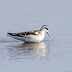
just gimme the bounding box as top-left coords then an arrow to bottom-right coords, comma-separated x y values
45,28 -> 48,30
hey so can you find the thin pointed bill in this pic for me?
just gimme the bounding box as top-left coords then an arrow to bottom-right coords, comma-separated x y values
47,32 -> 50,38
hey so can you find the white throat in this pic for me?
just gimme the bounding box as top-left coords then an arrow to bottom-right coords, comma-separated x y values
40,29 -> 45,38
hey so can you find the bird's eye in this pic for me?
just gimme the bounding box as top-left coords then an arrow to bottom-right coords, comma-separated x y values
45,28 -> 48,30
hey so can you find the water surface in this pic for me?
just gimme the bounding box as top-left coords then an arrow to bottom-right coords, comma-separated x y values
0,0 -> 72,72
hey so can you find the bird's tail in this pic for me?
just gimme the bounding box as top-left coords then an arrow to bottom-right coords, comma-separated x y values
7,33 -> 16,36
7,33 -> 23,37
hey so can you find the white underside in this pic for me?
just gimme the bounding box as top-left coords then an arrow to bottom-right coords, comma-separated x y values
9,34 -> 45,42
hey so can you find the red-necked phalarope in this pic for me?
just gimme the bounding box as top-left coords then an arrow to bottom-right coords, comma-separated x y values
7,25 -> 50,42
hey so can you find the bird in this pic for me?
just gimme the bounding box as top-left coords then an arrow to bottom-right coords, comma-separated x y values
7,25 -> 50,42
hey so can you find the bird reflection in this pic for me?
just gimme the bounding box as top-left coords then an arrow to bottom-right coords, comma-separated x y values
8,42 -> 50,60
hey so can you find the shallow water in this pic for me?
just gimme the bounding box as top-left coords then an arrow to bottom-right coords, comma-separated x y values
0,41 -> 50,61
0,0 -> 72,72
9,42 -> 47,59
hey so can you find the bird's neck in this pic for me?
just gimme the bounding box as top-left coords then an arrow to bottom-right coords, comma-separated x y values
40,29 -> 45,36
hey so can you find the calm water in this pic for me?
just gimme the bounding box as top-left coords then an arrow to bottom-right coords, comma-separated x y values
0,0 -> 72,72
0,41 -> 50,61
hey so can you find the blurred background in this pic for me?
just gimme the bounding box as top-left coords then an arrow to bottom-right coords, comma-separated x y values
0,0 -> 72,72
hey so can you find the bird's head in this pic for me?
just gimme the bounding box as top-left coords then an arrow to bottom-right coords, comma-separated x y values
40,25 -> 50,37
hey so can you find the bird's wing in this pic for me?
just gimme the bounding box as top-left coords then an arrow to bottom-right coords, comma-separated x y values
19,30 -> 39,36
7,30 -> 40,37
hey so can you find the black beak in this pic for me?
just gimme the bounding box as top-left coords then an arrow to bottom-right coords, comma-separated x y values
47,32 -> 50,38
